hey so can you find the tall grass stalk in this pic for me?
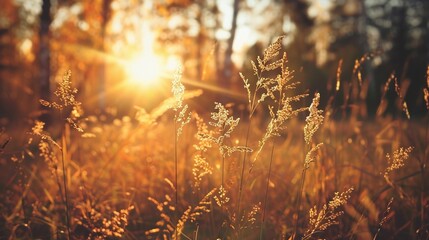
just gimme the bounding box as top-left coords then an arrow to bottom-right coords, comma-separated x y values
237,37 -> 287,225
293,155 -> 308,240
174,117 -> 178,240
221,155 -> 225,187
37,70 -> 80,240
259,140 -> 275,240
237,118 -> 252,217
174,119 -> 179,205
293,93 -> 324,239
171,66 -> 191,239
259,71 -> 285,239
60,117 -> 71,240
173,91 -> 179,240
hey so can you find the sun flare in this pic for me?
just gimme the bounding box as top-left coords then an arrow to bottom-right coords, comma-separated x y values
126,53 -> 163,87
125,22 -> 165,87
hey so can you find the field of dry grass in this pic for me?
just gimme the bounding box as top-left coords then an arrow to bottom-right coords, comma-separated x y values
1,37 -> 428,240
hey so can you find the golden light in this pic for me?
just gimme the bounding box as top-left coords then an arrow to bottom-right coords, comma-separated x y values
165,56 -> 182,72
126,54 -> 163,87
125,23 -> 165,87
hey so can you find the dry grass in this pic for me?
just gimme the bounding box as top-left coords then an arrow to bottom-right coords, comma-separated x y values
0,38 -> 428,240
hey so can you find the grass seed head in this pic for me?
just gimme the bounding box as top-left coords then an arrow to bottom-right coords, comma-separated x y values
304,93 -> 324,145
384,146 -> 413,178
171,66 -> 185,111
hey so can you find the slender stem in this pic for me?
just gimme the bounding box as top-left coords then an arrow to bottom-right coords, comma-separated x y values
259,140 -> 275,240
221,156 -> 225,187
61,123 -> 71,240
54,165 -> 66,223
174,118 -> 178,240
293,167 -> 307,240
260,71 -> 284,239
174,119 -> 178,207
210,200 -> 216,237
221,125 -> 227,187
293,143 -> 309,240
237,117 -> 252,236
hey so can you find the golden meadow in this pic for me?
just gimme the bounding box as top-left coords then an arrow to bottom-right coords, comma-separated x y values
1,37 -> 428,240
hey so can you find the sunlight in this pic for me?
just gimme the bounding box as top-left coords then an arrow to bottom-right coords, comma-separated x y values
126,53 -> 163,87
125,23 -> 163,87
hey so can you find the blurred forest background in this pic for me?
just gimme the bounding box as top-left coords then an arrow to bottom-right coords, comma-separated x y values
1,0 -> 428,123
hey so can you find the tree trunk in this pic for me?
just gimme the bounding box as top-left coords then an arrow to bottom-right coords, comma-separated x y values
197,2 -> 204,81
99,0 -> 112,111
39,0 -> 51,125
387,1 -> 407,117
222,0 -> 239,88
214,2 -> 221,84
360,0 -> 377,118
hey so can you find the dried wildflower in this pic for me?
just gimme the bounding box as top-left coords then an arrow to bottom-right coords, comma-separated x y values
253,94 -> 307,166
55,70 -> 78,107
147,184 -> 216,239
214,186 -> 230,207
68,104 -> 84,132
172,189 -> 216,239
374,197 -> 394,239
170,66 -> 191,139
246,203 -> 261,226
259,36 -> 285,69
384,146 -> 413,178
304,93 -> 324,145
201,103 -> 251,157
30,120 -> 60,148
233,202 -> 262,232
209,102 -> 239,134
39,70 -> 85,132
380,198 -> 394,226
38,140 -> 58,174
379,73 -> 411,119
377,73 -> 396,116
192,155 -> 212,190
164,178 -> 176,192
193,113 -> 214,152
240,36 -> 287,116
174,207 -> 191,240
304,188 -> 354,239
304,143 -> 324,169
176,105 -> 191,138
244,40 -> 307,169
77,205 -> 134,239
198,103 -> 250,188
146,180 -> 176,239
402,102 -> 410,120
171,66 -> 185,111
40,70 -> 80,110
32,120 -> 44,136
241,72 -> 252,105
336,59 -> 343,91
353,53 -> 376,87
190,188 -> 216,221
192,114 -> 214,190
393,76 -> 411,119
